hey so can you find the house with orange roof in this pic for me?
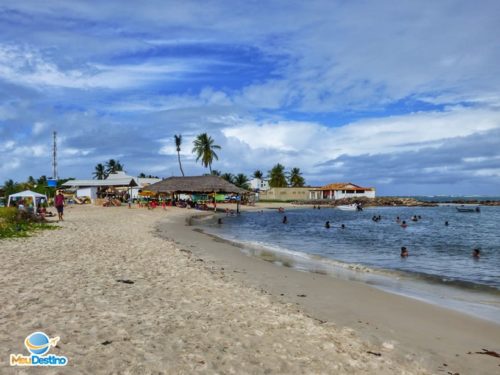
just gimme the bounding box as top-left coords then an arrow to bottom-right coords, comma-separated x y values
309,182 -> 375,200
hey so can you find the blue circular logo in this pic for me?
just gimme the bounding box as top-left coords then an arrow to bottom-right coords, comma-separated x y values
25,332 -> 51,356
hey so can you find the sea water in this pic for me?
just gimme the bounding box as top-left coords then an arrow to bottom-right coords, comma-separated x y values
197,206 -> 500,323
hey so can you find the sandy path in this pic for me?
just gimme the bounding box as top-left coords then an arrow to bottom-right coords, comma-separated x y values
0,205 -> 425,374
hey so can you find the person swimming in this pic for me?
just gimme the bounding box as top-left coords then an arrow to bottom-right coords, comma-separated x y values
472,248 -> 480,258
401,220 -> 408,228
217,218 -> 223,225
325,221 -> 330,229
401,246 -> 409,257
341,224 -> 345,229
445,221 -> 449,226
282,216 -> 288,224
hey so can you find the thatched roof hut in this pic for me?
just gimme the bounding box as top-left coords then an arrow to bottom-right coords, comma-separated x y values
146,176 -> 249,195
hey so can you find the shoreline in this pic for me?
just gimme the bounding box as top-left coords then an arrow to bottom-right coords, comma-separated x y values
192,213 -> 500,325
156,205 -> 500,374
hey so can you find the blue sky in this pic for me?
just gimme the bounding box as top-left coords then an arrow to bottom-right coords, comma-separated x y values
1,0 -> 500,195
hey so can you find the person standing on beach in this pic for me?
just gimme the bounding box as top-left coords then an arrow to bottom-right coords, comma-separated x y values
55,190 -> 65,221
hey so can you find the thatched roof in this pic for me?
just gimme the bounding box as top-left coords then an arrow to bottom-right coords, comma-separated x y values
146,176 -> 249,194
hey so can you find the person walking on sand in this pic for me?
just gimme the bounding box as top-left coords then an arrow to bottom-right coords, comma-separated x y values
55,190 -> 65,221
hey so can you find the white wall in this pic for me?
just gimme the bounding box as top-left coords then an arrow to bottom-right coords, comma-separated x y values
76,187 -> 97,199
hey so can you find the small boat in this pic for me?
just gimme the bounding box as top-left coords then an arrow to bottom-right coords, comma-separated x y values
456,206 -> 480,213
337,204 -> 363,211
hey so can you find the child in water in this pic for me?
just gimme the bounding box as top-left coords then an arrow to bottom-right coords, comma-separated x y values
401,247 -> 409,257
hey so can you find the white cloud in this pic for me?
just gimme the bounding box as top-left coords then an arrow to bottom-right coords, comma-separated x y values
222,107 -> 500,165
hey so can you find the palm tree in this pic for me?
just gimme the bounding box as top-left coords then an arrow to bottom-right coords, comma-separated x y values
105,159 -> 124,175
192,133 -> 221,173
234,173 -> 250,190
289,167 -> 305,187
174,134 -> 185,176
93,163 -> 107,180
3,179 -> 18,196
252,170 -> 263,179
221,173 -> 234,184
268,163 -> 288,187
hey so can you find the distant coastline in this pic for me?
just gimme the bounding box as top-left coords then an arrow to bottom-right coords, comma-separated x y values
293,196 -> 500,206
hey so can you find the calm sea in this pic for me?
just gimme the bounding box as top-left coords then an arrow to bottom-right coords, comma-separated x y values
197,206 -> 500,322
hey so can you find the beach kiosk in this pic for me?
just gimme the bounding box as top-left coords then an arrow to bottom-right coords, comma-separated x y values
7,190 -> 48,213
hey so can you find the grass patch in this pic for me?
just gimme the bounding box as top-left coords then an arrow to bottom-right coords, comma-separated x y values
0,207 -> 57,239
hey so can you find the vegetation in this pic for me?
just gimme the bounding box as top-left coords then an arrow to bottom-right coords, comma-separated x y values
268,163 -> 288,187
105,159 -> 124,175
174,134 -> 185,176
138,173 -> 159,178
0,207 -> 56,239
1,176 -> 70,200
93,163 -> 107,179
192,133 -> 221,173
221,173 -> 234,184
288,167 -> 305,187
233,173 -> 250,190
252,170 -> 263,179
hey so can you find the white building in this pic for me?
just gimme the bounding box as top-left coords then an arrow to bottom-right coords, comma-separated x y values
62,171 -> 161,201
249,178 -> 270,192
309,182 -> 376,200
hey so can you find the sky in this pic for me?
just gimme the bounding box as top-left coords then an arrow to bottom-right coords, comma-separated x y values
1,0 -> 499,195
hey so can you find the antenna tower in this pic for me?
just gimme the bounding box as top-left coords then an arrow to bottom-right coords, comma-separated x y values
52,131 -> 58,180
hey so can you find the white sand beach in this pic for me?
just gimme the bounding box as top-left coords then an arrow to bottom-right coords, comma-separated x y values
1,204 -> 498,374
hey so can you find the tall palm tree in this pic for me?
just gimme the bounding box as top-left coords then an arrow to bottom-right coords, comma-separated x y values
234,173 -> 250,190
174,134 -> 185,176
268,163 -> 288,187
192,133 -> 221,173
289,167 -> 305,187
93,163 -> 107,180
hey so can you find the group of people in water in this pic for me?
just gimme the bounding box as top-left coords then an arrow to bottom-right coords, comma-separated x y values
278,207 -> 484,260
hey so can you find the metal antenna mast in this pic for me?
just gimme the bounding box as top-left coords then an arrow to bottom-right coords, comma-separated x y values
52,131 -> 58,180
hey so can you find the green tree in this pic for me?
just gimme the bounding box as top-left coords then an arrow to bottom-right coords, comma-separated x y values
221,173 -> 234,184
211,170 -> 221,176
268,163 -> 288,187
138,172 -> 146,178
93,163 -> 107,180
37,175 -> 48,186
288,167 -> 305,187
105,159 -> 124,175
234,173 -> 250,190
192,133 -> 221,173
252,170 -> 263,179
3,179 -> 19,197
174,134 -> 185,176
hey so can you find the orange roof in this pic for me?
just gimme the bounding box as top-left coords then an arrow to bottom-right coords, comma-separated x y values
317,182 -> 373,191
